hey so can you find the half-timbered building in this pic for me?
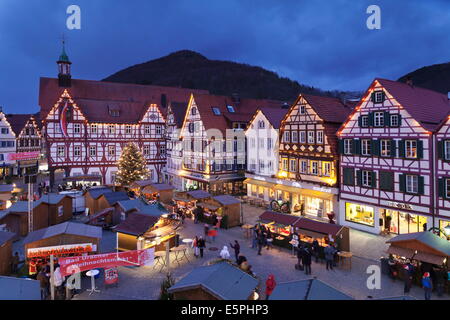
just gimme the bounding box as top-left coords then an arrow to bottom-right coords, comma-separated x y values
179,93 -> 284,195
435,111 -> 450,233
277,94 -> 352,219
0,110 -> 17,177
39,46 -> 206,187
244,107 -> 289,202
338,78 -> 450,234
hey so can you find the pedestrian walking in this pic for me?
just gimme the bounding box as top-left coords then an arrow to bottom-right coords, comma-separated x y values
220,246 -> 231,260
265,274 -> 276,300
324,244 -> 336,270
422,272 -> 433,300
204,224 -> 210,242
312,239 -> 320,263
403,262 -> 414,294
192,236 -> 200,258
52,263 -> 64,300
265,228 -> 272,250
230,240 -> 240,263
37,267 -> 49,300
11,252 -> 19,274
198,236 -> 206,258
296,245 -> 304,270
303,247 -> 312,275
257,232 -> 265,256
252,226 -> 259,249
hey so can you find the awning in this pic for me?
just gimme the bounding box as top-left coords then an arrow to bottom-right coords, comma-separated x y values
197,202 -> 220,211
387,246 -> 415,259
413,252 -> 447,265
297,229 -> 326,239
274,184 -> 334,200
244,178 -> 274,188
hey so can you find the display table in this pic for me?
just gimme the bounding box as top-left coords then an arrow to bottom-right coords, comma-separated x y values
86,269 -> 100,295
338,251 -> 353,270
182,238 -> 193,254
170,245 -> 190,266
241,224 -> 253,239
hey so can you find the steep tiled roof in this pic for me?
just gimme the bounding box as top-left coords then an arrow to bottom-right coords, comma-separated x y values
302,94 -> 353,123
5,114 -> 33,136
170,101 -> 189,128
39,77 -> 208,124
376,78 -> 450,131
259,107 -> 290,129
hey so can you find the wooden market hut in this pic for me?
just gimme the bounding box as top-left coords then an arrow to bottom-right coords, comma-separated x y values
197,195 -> 242,228
186,190 -> 212,202
114,198 -> 168,222
83,187 -> 113,215
386,232 -> 450,267
0,194 -> 72,238
0,231 -> 15,275
96,191 -> 130,213
168,262 -> 259,300
23,222 -> 102,257
142,184 -> 175,204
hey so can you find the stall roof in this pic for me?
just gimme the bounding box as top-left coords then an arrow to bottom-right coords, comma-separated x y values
23,222 -> 103,245
132,179 -> 154,188
376,295 -> 416,300
84,187 -> 113,199
168,262 -> 258,300
294,218 -> 344,237
269,279 -> 353,300
114,212 -> 159,236
387,246 -> 415,258
187,190 -> 212,200
33,194 -> 68,206
386,232 -> 450,257
259,211 -> 300,226
197,202 -> 220,211
116,199 -> 168,216
0,276 -> 40,300
0,184 -> 13,193
102,191 -> 130,205
0,230 -> 15,245
213,195 -> 241,206
146,183 -> 175,191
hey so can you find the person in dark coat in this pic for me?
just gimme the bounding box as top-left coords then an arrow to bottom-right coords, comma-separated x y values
204,224 -> 210,242
312,239 -> 320,263
257,232 -> 265,256
296,245 -> 305,269
422,272 -> 433,300
403,262 -> 414,294
230,240 -> 240,263
197,236 -> 206,258
303,247 -> 312,275
324,244 -> 336,270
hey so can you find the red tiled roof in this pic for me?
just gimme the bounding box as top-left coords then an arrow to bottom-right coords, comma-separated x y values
114,212 -> 159,236
302,94 -> 353,123
39,77 -> 208,124
5,114 -> 33,136
191,93 -> 286,135
259,107 -> 290,129
376,78 -> 450,131
170,101 -> 189,128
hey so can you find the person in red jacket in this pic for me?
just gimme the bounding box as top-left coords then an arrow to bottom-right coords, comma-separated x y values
265,274 -> 276,300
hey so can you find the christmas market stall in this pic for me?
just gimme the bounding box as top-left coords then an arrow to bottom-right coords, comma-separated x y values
258,211 -> 301,248
114,198 -> 169,223
63,174 -> 103,189
197,195 -> 242,228
83,187 -> 113,216
0,231 -> 15,275
384,231 -> 450,291
173,190 -> 212,219
143,183 -> 175,204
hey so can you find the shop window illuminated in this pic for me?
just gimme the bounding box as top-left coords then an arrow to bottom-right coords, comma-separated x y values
345,203 -> 374,226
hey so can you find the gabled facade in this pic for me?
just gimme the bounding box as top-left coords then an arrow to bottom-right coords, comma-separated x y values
244,107 -> 289,201
338,78 -> 450,234
435,114 -> 450,232
0,111 -> 17,176
178,93 -> 284,195
275,94 -> 352,219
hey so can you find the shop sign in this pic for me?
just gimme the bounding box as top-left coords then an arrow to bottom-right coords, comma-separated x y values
27,243 -> 94,258
7,151 -> 40,161
387,202 -> 413,210
104,268 -> 119,285
58,248 -> 154,277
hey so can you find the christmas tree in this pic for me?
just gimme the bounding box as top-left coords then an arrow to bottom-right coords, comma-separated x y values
115,143 -> 149,186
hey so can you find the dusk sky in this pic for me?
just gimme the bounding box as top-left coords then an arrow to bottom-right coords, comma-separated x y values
0,0 -> 449,113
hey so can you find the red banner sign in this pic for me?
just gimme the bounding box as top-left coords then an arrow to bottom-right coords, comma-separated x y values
27,243 -> 94,258
58,248 -> 154,277
104,268 -> 119,285
7,151 -> 40,161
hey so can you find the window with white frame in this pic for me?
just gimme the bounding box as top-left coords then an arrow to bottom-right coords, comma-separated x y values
316,131 -> 324,144
108,145 -> 115,157
390,115 -> 399,127
57,146 -> 65,157
258,121 -> 265,129
289,159 -> 297,172
283,131 -> 290,143
381,139 -> 391,157
259,160 -> 265,172
282,158 -> 289,171
291,131 -> 298,143
361,116 -> 369,127
144,125 -> 151,134
108,125 -> 115,135
323,162 -> 331,177
259,138 -> 264,148
89,146 -> 96,157
300,105 -> 306,114
143,145 -> 150,156
344,139 -> 353,155
300,131 -> 306,143
362,171 -> 372,187
374,112 -> 384,127
156,125 -> 162,135
125,125 -> 132,134
374,91 -> 384,103
268,161 -> 273,171
159,145 -> 166,156
90,124 -> 97,134
361,139 -> 371,156
74,145 -> 81,157
406,175 -> 419,193
445,178 -> 450,198
300,160 -> 307,173
444,141 -> 450,160
267,138 -> 273,150
310,161 -> 318,175
405,140 -> 417,158
307,131 -> 315,144
73,123 -> 81,134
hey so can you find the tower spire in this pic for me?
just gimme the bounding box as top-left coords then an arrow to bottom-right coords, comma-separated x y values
57,36 -> 72,87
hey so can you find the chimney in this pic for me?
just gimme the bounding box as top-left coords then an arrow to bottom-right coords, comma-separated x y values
406,76 -> 413,87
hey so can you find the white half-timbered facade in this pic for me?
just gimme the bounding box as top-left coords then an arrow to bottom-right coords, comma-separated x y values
0,111 -> 17,175
338,78 -> 450,234
435,114 -> 450,232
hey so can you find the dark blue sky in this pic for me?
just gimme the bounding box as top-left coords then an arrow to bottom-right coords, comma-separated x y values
1,0 -> 449,113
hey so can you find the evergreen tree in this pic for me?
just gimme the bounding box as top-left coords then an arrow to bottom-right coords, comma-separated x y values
115,143 -> 149,186
159,273 -> 175,300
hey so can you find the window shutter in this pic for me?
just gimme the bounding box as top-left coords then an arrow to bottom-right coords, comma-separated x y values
399,174 -> 406,192
380,171 -> 394,191
371,139 -> 380,156
417,140 -> 424,159
368,112 -> 374,127
390,139 -> 397,158
371,171 -> 377,188
398,140 -> 405,158
338,139 -> 344,154
343,168 -> 355,186
397,114 -> 402,127
358,116 -> 363,127
383,112 -> 390,127
356,170 -> 362,186
418,176 -> 425,195
438,178 -> 445,198
353,139 -> 361,155
437,140 -> 443,159
370,92 -> 375,102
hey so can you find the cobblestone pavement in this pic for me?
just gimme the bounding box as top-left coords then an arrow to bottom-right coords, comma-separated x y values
70,218 -> 449,301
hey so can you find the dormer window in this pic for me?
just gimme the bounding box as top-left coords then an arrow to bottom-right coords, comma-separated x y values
300,105 -> 306,114
227,105 -> 235,113
372,90 -> 385,104
212,107 -> 221,115
258,121 -> 265,129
